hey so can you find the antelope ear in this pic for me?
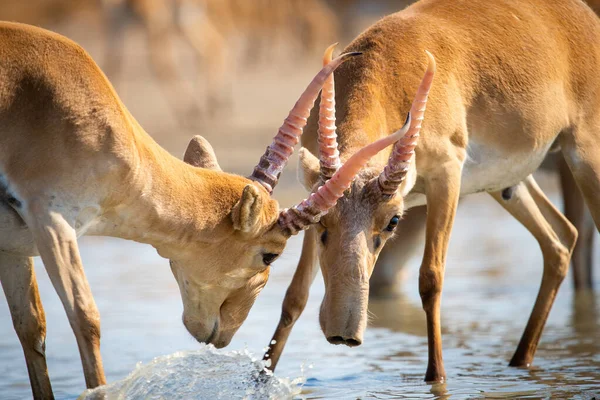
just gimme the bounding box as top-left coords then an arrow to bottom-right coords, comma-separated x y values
183,135 -> 222,171
298,147 -> 321,191
231,185 -> 263,233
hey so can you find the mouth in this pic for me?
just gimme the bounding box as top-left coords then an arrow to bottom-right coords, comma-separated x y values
203,320 -> 219,344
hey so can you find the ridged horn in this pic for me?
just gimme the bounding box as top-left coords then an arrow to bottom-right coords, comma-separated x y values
318,43 -> 342,181
378,50 -> 436,197
250,51 -> 361,194
278,113 -> 411,235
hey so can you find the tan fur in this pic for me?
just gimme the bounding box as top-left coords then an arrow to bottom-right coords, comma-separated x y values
265,0 -> 600,382
183,135 -> 222,170
0,22 -> 292,398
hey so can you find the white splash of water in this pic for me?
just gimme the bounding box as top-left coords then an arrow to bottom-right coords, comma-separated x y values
79,345 -> 305,400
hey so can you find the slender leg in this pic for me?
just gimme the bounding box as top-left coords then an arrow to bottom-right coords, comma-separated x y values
177,8 -> 232,116
558,154 -> 594,290
101,0 -> 128,85
420,161 -> 462,382
489,176 -> 576,366
263,227 -> 318,371
140,0 -> 202,123
0,253 -> 54,399
27,210 -> 105,389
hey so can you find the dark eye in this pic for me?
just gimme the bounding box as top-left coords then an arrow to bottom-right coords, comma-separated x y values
262,253 -> 279,265
320,230 -> 328,245
385,215 -> 400,232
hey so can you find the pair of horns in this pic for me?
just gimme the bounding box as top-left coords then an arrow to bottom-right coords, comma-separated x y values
251,45 -> 435,235
250,48 -> 360,194
315,47 -> 436,195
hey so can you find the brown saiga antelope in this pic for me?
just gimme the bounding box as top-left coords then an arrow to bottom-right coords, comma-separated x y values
264,0 -> 600,382
0,22 -> 417,398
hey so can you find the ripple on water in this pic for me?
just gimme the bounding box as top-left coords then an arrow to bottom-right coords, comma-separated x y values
79,345 -> 304,400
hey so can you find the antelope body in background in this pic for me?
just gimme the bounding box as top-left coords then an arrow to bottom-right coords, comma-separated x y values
101,0 -> 339,121
0,22 -> 407,398
265,0 -> 600,383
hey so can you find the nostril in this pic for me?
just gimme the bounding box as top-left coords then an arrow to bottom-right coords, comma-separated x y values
326,336 -> 362,346
327,336 -> 346,345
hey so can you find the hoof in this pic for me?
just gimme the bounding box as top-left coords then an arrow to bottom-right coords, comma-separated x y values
424,368 -> 446,384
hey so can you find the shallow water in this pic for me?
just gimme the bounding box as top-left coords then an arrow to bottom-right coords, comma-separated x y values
1,176 -> 599,399
79,347 -> 304,400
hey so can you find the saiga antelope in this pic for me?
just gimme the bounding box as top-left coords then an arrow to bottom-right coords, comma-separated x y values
0,22 -> 415,398
264,0 -> 600,382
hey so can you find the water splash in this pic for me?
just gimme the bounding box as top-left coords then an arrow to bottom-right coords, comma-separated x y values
79,345 -> 305,400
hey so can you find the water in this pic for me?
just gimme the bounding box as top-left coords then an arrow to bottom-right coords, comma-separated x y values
79,347 -> 304,400
1,175 -> 599,399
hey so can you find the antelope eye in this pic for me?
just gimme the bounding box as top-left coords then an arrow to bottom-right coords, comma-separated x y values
385,215 -> 400,232
320,230 -> 328,245
262,253 -> 279,266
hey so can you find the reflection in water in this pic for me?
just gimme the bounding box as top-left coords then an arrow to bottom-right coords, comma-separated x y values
368,292 -> 427,337
572,290 -> 598,338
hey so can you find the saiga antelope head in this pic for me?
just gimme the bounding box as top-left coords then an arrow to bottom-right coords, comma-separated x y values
299,49 -> 436,346
165,51 -> 409,347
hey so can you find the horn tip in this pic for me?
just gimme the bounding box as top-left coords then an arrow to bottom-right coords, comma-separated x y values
324,43 -> 338,65
424,50 -> 436,72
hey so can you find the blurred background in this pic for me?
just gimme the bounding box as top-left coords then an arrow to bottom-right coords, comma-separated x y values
0,1 -> 599,399
0,0 -> 412,205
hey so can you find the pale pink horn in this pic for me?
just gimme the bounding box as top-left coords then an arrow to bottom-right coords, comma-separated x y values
318,43 -> 342,181
251,51 -> 361,194
378,51 -> 436,196
279,113 -> 412,235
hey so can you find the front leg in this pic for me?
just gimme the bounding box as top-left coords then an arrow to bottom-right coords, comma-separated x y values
26,207 -> 106,389
419,162 -> 462,382
0,253 -> 53,399
263,227 -> 318,371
